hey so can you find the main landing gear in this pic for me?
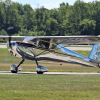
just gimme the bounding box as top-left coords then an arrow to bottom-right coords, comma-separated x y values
10,59 -> 25,73
10,58 -> 48,74
35,58 -> 48,74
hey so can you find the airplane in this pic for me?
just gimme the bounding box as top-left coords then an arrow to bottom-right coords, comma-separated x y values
0,27 -> 100,74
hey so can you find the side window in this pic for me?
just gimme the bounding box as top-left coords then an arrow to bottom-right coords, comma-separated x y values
38,41 -> 49,49
39,41 -> 45,48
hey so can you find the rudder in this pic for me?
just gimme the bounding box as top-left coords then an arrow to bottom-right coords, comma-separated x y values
88,44 -> 100,61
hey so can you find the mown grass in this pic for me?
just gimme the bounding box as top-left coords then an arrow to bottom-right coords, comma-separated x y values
62,44 -> 93,47
0,75 -> 100,100
74,50 -> 90,57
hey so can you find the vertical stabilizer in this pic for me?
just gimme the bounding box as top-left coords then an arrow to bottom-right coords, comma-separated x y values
88,44 -> 100,61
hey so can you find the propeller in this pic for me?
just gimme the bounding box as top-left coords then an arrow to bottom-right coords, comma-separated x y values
5,26 -> 14,61
8,36 -> 12,49
7,26 -> 14,49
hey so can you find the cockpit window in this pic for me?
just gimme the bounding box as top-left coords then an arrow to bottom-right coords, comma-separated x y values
38,41 -> 49,49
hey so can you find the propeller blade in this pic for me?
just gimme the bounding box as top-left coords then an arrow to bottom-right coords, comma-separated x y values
7,26 -> 14,49
9,36 -> 12,49
7,26 -> 14,36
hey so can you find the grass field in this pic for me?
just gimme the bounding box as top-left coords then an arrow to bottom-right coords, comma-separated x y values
0,75 -> 100,100
0,48 -> 100,100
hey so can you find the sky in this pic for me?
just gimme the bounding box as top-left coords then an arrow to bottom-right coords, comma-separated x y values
12,0 -> 97,9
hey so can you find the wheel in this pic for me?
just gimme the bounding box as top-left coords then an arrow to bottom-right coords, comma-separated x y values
11,70 -> 18,73
37,71 -> 43,74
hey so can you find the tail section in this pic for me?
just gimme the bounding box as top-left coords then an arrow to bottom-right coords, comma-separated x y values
88,44 -> 100,61
57,44 -> 99,67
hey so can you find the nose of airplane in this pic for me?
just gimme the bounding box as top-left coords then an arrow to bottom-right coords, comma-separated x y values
7,41 -> 16,49
7,41 -> 11,49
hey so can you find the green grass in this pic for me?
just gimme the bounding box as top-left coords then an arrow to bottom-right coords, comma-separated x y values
0,75 -> 100,100
63,45 -> 93,48
0,43 -> 6,45
74,50 -> 90,57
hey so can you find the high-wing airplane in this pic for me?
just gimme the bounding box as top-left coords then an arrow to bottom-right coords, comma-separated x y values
0,27 -> 100,74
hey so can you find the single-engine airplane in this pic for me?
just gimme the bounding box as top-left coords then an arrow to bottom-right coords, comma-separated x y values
0,27 -> 100,74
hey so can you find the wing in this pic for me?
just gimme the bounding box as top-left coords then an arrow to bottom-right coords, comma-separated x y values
0,35 -> 100,45
0,36 -> 25,42
23,35 -> 100,45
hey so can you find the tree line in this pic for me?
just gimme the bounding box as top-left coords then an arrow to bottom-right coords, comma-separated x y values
0,0 -> 100,36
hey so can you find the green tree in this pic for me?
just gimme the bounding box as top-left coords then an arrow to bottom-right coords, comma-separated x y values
3,0 -> 23,34
79,19 -> 96,35
0,29 -> 7,35
0,0 -> 4,30
46,18 -> 58,36
58,2 -> 69,35
22,4 -> 34,31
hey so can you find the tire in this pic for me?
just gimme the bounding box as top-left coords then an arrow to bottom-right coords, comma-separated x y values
11,70 -> 18,73
37,71 -> 43,74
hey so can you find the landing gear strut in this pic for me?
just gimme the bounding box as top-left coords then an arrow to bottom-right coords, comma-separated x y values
10,59 -> 25,73
35,58 -> 48,74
